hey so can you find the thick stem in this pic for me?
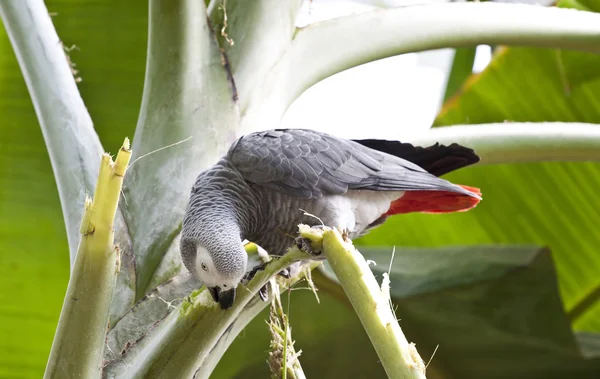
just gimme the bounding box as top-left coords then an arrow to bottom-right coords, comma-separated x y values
126,0 -> 241,298
316,226 -> 426,379
409,122 -> 600,165
242,2 -> 600,130
44,140 -> 132,379
103,249 -> 315,378
0,0 -> 104,264
207,0 -> 303,123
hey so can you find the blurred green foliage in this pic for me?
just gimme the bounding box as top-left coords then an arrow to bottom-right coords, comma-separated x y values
0,1 -> 146,376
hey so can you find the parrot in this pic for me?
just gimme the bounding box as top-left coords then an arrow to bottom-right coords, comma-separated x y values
180,128 -> 481,309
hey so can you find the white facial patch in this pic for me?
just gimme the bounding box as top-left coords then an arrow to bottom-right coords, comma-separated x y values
194,246 -> 218,287
194,245 -> 242,290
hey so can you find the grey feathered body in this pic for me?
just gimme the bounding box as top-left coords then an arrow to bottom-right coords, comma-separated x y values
184,158 -> 375,257
181,129 -> 480,270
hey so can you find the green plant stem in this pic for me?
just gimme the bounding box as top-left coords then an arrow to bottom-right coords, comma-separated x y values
102,249 -> 316,378
318,227 -> 427,379
243,2 -> 600,130
44,140 -> 132,379
0,0 -> 104,263
126,0 -> 240,298
411,122 -> 600,165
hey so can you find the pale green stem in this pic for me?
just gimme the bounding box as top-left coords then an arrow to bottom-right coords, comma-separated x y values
410,123 -> 600,165
194,295 -> 269,378
102,249 -> 315,378
125,0 -> 240,298
317,227 -> 427,379
44,140 -> 132,379
0,0 -> 104,264
207,0 -> 303,119
243,2 -> 600,130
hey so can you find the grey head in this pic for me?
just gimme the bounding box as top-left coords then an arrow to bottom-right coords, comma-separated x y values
180,219 -> 248,310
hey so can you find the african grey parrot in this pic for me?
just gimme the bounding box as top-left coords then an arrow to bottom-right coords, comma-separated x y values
180,128 -> 481,309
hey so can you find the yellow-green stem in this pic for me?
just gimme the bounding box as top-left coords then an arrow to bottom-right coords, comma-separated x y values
44,139 -> 132,379
319,227 -> 427,379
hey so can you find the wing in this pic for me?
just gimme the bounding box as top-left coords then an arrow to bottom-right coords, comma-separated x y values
352,139 -> 480,177
228,129 -> 471,199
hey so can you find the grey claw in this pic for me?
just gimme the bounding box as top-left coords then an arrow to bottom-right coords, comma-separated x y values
243,261 -> 268,282
278,268 -> 291,279
295,236 -> 322,256
259,284 -> 270,302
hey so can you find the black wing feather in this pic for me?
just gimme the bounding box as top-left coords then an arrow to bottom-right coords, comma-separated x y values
353,139 -> 480,177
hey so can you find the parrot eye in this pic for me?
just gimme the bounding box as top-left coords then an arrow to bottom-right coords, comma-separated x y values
223,284 -> 227,288
201,263 -> 208,271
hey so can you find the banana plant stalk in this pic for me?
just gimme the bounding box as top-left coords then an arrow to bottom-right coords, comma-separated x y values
299,225 -> 427,379
44,140 -> 132,379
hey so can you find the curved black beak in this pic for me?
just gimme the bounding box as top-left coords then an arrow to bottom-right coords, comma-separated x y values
207,286 -> 219,303
207,286 -> 236,310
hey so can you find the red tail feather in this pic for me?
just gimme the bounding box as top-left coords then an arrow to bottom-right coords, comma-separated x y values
385,185 -> 481,216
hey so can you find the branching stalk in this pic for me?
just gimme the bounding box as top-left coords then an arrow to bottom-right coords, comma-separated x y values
44,139 -> 132,379
103,248 -> 317,378
242,2 -> 600,130
410,122 -> 600,165
307,226 -> 426,379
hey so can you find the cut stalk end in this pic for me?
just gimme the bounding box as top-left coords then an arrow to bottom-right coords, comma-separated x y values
297,225 -> 427,379
44,140 -> 132,379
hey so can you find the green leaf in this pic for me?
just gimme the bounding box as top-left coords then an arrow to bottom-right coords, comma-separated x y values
437,46 -> 600,330
0,0 -> 147,377
577,332 -> 600,358
0,30 -> 66,378
359,9 -> 600,331
0,0 -> 103,264
444,47 -> 477,102
365,245 -> 542,297
317,245 -> 600,378
360,163 -> 600,333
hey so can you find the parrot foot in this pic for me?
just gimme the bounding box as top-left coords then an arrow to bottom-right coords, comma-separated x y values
244,261 -> 292,282
244,261 -> 296,303
256,263 -> 301,303
242,261 -> 268,283
295,236 -> 322,256
258,283 -> 270,302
